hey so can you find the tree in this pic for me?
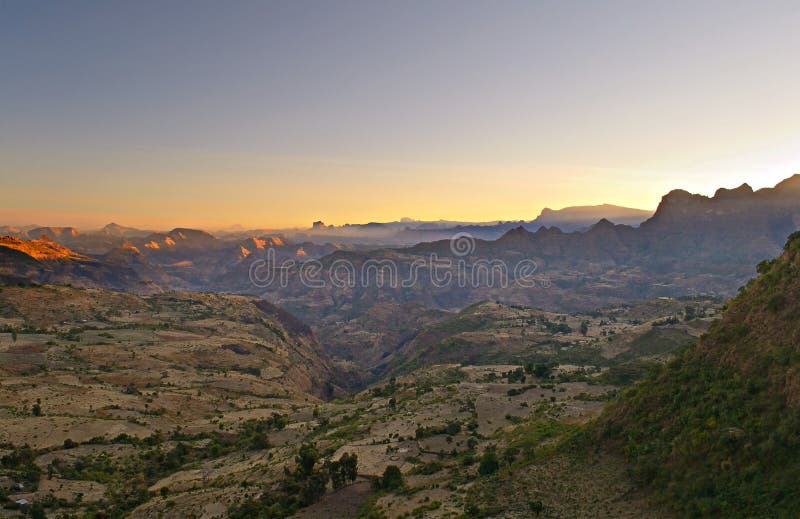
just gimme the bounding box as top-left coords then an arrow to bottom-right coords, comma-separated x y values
31,398 -> 42,417
506,368 -> 526,383
445,421 -> 461,435
580,320 -> 589,336
532,363 -> 552,378
300,471 -> 329,505
11,330 -> 17,343
295,443 -> 319,479
379,465 -> 404,490
340,452 -> 358,483
327,460 -> 345,490
248,431 -> 270,450
478,448 -> 499,476
325,454 -> 357,490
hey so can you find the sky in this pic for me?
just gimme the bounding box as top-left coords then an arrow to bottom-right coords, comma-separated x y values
2,0 -> 800,230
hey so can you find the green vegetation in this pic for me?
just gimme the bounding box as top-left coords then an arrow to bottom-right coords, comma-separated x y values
598,361 -> 656,386
1,445 -> 42,490
617,327 -> 694,361
229,443 -> 358,518
592,232 -> 800,517
377,464 -> 404,491
597,355 -> 799,517
0,414 -> 290,517
579,320 -> 589,336
477,448 -> 499,476
326,452 -> 358,490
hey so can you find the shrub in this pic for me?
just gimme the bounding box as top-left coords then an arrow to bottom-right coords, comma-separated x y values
379,465 -> 404,491
478,448 -> 499,476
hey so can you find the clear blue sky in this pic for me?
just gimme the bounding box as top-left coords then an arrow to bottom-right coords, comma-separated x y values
2,0 -> 799,228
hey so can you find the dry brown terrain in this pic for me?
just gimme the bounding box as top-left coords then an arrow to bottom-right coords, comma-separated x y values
0,285 -> 716,517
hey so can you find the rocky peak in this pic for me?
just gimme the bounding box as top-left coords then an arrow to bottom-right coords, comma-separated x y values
713,182 -> 754,199
589,218 -> 616,232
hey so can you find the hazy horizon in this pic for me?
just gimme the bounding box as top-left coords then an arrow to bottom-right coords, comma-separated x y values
5,173 -> 800,232
3,1 -> 800,228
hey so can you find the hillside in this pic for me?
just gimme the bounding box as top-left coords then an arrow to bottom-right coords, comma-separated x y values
316,302 -> 453,378
0,237 -> 162,293
593,231 -> 800,516
0,264 -> 787,517
377,298 -> 716,379
0,283 -> 721,518
0,285 -> 367,516
0,285 -> 343,404
0,236 -> 87,262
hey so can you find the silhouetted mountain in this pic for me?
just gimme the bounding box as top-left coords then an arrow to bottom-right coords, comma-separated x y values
390,204 -> 651,243
265,175 -> 800,321
533,204 -> 652,229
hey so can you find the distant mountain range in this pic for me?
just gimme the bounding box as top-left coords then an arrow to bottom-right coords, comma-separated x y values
1,175 -> 798,322
282,204 -> 652,244
266,175 -> 800,320
3,204 -> 653,249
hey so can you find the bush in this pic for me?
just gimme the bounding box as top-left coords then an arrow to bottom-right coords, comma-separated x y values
478,448 -> 499,476
379,465 -> 404,491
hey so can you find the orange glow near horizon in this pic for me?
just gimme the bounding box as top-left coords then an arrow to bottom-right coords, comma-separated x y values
1,157 -> 797,231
